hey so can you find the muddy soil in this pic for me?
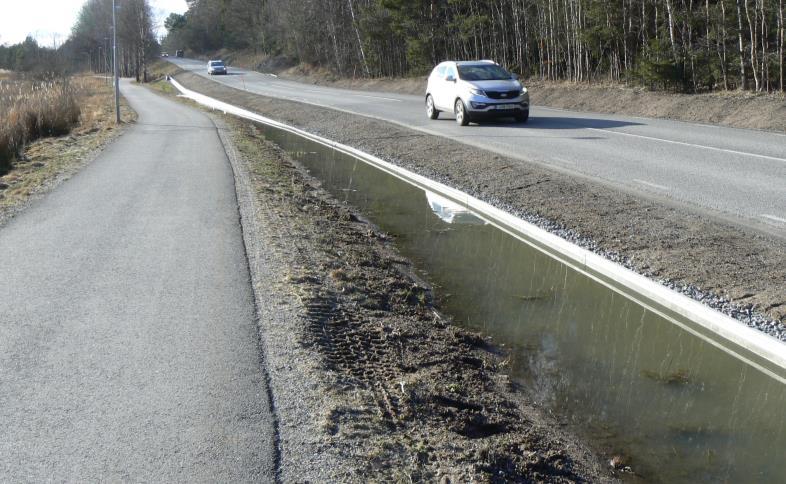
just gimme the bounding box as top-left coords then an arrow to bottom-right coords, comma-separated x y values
216,111 -> 615,482
175,71 -> 786,331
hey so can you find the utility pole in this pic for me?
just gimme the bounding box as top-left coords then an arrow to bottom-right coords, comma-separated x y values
112,0 -> 120,124
105,37 -> 110,85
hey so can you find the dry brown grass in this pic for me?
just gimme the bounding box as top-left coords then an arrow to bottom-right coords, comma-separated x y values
0,77 -> 81,173
144,59 -> 182,82
0,76 -> 134,214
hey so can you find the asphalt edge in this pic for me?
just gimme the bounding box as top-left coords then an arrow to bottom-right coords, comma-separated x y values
208,113 -> 282,482
170,77 -> 786,386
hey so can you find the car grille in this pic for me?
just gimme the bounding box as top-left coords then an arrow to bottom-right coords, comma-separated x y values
485,90 -> 520,99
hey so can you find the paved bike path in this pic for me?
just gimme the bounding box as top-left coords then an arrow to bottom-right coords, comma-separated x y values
0,81 -> 276,481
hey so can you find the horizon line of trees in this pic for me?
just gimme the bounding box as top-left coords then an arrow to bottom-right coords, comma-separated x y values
163,0 -> 785,92
0,37 -> 68,75
68,0 -> 159,81
0,0 -> 158,81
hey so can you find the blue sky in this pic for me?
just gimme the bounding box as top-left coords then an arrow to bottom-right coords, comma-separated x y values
0,0 -> 188,46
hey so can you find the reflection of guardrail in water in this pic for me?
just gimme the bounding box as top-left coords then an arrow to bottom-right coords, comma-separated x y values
169,77 -> 786,384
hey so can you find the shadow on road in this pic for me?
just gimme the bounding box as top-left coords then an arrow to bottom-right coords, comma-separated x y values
430,115 -> 643,130
525,116 -> 642,129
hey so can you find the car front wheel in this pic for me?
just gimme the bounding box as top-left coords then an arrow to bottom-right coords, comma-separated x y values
454,99 -> 470,126
426,95 -> 439,120
515,109 -> 529,123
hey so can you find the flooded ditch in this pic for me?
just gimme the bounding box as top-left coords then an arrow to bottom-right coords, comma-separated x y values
254,122 -> 786,482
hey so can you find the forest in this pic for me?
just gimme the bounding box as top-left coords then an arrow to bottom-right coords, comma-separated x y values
163,0 -> 786,92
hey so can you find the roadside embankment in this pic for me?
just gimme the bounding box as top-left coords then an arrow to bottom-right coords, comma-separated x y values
0,75 -> 135,225
146,59 -> 183,82
528,80 -> 786,133
173,70 -> 786,332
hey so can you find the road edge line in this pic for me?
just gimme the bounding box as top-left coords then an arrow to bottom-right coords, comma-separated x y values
208,113 -> 283,481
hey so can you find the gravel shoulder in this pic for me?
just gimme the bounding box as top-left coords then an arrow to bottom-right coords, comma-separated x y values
211,107 -> 615,481
175,71 -> 786,336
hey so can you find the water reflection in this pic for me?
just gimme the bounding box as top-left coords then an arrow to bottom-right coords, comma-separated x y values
425,191 -> 487,225
256,123 -> 786,483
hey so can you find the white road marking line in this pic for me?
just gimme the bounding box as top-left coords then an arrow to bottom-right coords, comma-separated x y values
588,127 -> 786,163
633,179 -> 670,191
537,106 -> 786,138
762,214 -> 786,224
353,94 -> 403,102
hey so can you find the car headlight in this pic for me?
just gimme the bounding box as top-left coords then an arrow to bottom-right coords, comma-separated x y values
520,87 -> 529,95
469,87 -> 486,97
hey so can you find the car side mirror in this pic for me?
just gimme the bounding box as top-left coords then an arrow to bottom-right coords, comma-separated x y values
445,75 -> 456,82
511,73 -> 519,80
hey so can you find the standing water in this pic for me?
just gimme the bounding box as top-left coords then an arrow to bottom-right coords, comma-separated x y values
256,123 -> 786,482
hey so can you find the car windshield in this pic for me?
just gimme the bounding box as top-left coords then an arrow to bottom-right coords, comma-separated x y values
457,64 -> 512,81
210,61 -> 224,67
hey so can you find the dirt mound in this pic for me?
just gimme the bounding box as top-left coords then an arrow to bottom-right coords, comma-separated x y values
529,81 -> 786,133
280,64 -> 428,96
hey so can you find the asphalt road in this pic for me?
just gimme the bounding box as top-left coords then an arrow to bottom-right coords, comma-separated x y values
170,58 -> 786,237
0,81 -> 276,481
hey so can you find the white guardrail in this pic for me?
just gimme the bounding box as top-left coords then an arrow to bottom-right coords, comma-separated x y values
170,77 -> 786,384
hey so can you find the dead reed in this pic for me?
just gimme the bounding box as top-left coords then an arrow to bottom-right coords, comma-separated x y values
0,77 -> 81,173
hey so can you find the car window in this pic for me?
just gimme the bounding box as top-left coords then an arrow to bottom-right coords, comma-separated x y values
457,64 -> 511,81
435,66 -> 446,78
210,61 -> 224,67
445,66 -> 457,79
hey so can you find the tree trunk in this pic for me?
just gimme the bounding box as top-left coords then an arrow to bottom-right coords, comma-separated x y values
744,0 -> 760,90
665,0 -> 679,61
720,0 -> 730,89
736,0 -> 749,89
346,0 -> 370,78
778,0 -> 784,92
760,0 -> 769,91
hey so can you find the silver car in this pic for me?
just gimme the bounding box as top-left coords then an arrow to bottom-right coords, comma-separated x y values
207,60 -> 227,75
425,60 -> 529,126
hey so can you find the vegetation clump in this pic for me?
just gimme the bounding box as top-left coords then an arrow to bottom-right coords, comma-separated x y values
0,78 -> 81,174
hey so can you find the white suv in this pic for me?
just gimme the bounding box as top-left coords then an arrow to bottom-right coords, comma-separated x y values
207,60 -> 227,75
425,60 -> 529,126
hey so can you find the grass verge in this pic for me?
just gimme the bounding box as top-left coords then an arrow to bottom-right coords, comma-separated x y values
0,75 -> 135,218
0,78 -> 80,173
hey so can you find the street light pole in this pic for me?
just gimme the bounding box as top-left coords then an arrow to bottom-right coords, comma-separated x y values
112,0 -> 120,124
